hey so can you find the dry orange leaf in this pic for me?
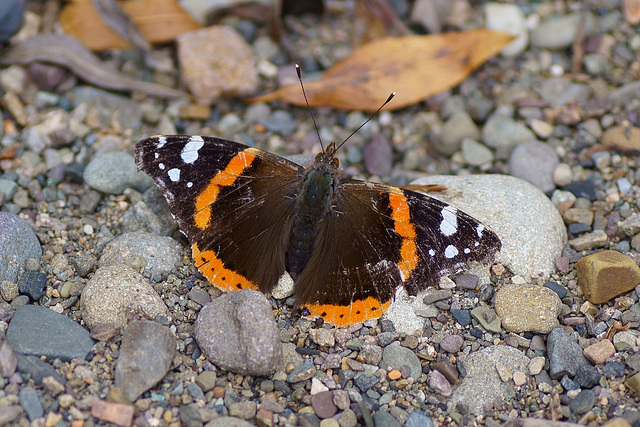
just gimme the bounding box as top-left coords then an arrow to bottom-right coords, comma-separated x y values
249,29 -> 514,111
60,0 -> 201,51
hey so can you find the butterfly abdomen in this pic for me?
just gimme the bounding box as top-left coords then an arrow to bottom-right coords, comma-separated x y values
287,166 -> 336,277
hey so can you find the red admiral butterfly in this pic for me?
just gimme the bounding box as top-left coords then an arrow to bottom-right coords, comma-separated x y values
135,128 -> 501,326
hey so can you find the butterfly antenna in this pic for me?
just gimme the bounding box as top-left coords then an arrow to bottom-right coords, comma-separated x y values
335,92 -> 396,152
296,64 -> 325,153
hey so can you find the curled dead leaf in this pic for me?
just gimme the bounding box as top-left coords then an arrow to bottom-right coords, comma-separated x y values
60,0 -> 200,51
249,29 -> 514,111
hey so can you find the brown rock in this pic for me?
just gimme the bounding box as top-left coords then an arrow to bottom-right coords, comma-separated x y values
583,339 -> 616,365
601,417 -> 632,427
577,250 -> 640,304
563,208 -> 594,226
602,125 -> 640,153
626,371 -> 640,396
495,285 -> 561,333
91,400 -> 134,427
177,26 -> 258,104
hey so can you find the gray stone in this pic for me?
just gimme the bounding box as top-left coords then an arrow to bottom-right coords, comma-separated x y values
482,114 -> 535,156
436,111 -> 480,156
115,320 -> 176,402
287,360 -> 316,383
451,345 -> 529,414
405,411 -> 435,427
408,175 -> 567,281
547,328 -> 590,379
439,334 -> 464,353
461,138 -> 494,166
195,290 -> 281,376
18,387 -> 43,421
484,3 -> 527,56
380,345 -> 421,380
80,265 -> 169,330
16,354 -> 66,386
531,12 -> 596,50
471,306 -> 502,333
537,78 -> 592,108
509,140 -> 559,193
495,285 -> 561,333
84,151 -> 153,195
0,212 -> 42,283
569,389 -> 595,415
6,305 -> 94,361
372,411 -> 401,427
99,231 -> 183,282
204,417 -> 255,427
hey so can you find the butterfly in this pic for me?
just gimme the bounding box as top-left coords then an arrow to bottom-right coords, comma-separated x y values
135,132 -> 501,327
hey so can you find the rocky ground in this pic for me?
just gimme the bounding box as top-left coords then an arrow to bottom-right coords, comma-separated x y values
1,0 -> 640,426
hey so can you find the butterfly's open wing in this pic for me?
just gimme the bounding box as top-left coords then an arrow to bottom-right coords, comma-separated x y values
295,181 -> 501,326
135,135 -> 304,293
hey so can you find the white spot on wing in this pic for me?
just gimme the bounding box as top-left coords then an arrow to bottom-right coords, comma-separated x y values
158,163 -> 165,170
156,136 -> 167,149
477,224 -> 485,238
464,248 -> 470,254
181,135 -> 204,164
440,206 -> 458,236
154,152 -> 159,159
444,245 -> 459,259
187,182 -> 193,188
168,168 -> 181,182
428,249 -> 435,257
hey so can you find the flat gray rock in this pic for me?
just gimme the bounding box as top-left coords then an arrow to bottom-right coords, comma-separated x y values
115,320 -> 176,402
451,345 -> 530,414
80,265 -> 169,330
408,174 -> 567,281
195,290 -> 281,376
98,231 -> 183,282
6,305 -> 94,361
84,151 -> 152,195
0,212 -> 41,283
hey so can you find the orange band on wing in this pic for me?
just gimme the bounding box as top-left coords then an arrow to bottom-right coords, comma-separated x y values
192,242 -> 259,292
388,190 -> 418,280
194,149 -> 258,229
302,297 -> 392,327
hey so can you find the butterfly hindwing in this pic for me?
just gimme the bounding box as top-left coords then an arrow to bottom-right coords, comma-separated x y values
296,181 -> 501,326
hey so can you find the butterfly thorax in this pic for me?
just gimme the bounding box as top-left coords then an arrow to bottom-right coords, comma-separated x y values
286,149 -> 339,278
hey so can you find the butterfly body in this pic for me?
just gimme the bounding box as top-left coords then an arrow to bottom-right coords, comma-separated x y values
135,135 -> 501,326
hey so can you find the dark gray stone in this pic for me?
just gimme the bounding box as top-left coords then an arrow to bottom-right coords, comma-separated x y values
0,212 -> 42,283
115,320 -> 176,402
569,389 -> 596,415
354,372 -> 380,392
195,290 -> 281,376
18,387 -> 43,420
573,364 -> 602,389
6,305 -> 94,361
547,328 -> 590,379
17,271 -> 46,301
372,410 -> 401,427
450,309 -> 472,326
16,354 -> 66,385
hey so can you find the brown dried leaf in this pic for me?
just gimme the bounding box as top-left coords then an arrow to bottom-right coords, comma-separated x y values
249,29 -> 514,111
60,0 -> 201,51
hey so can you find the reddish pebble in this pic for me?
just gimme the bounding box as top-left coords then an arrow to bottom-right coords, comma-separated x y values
91,400 -> 134,427
388,370 -> 402,380
212,386 -> 226,398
